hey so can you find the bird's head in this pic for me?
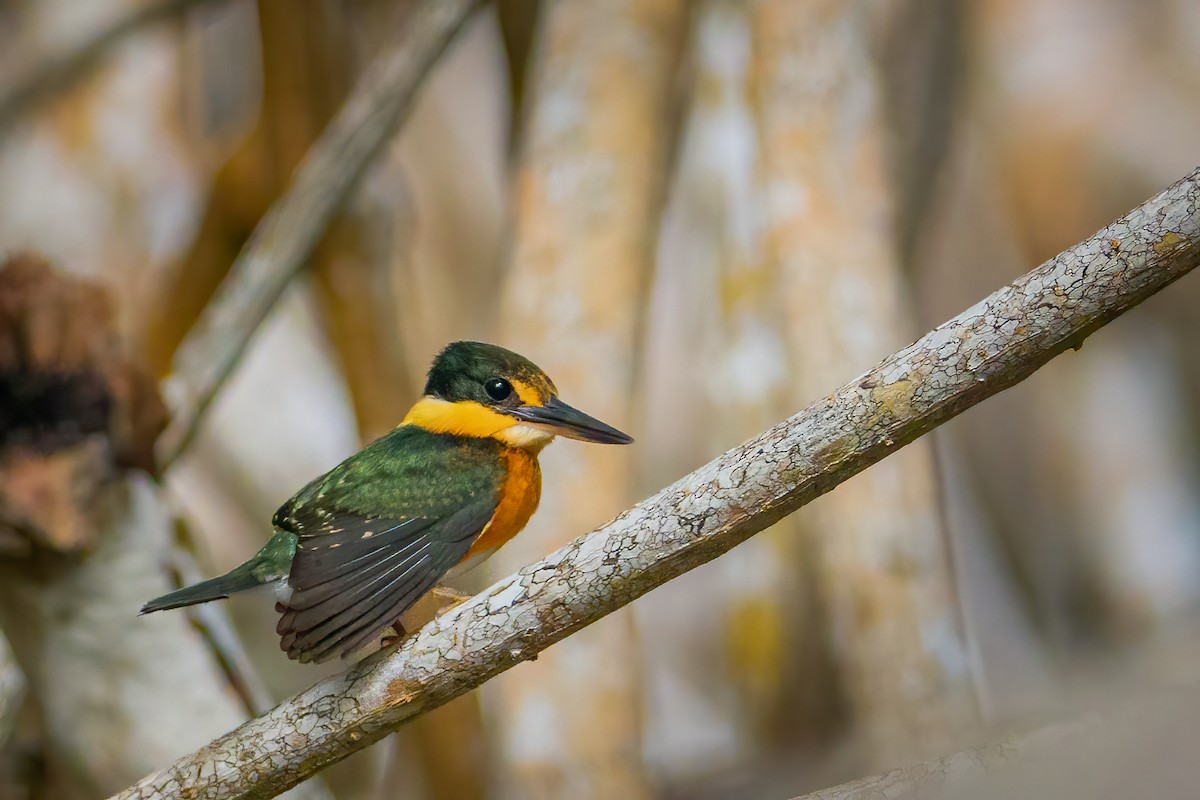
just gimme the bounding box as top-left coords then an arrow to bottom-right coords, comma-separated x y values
402,341 -> 633,450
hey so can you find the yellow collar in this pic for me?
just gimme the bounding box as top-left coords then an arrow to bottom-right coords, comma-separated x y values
401,397 -> 554,451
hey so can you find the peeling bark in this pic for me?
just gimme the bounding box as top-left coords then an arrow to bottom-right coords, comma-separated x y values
112,167 -> 1200,800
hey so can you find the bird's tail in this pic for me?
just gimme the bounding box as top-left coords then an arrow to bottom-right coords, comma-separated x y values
140,561 -> 267,614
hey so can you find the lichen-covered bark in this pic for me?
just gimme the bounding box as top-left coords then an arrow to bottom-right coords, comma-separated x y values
752,0 -> 977,761
112,169 -> 1200,800
489,1 -> 685,796
156,0 -> 484,467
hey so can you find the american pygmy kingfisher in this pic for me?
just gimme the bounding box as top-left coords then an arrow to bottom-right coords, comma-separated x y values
141,341 -> 633,663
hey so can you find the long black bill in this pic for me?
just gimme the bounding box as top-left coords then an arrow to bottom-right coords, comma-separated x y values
510,396 -> 634,444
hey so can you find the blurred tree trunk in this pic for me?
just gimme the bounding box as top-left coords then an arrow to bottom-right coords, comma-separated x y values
909,0 -> 1200,657
0,0 -> 204,341
1038,325 -> 1200,639
638,2 -> 836,789
751,0 -> 978,766
489,1 -> 685,797
313,188 -> 419,443
385,9 -> 509,369
0,3 -> 238,791
137,0 -> 356,375
964,0 -> 1200,647
876,0 -> 963,268
0,258 -> 244,800
0,477 -> 252,800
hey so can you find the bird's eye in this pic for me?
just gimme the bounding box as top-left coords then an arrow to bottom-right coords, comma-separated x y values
485,378 -> 513,402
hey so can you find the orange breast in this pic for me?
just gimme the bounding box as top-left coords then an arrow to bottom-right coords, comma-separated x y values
461,448 -> 542,563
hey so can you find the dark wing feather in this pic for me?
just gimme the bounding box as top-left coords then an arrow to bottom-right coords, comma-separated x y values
276,502 -> 494,663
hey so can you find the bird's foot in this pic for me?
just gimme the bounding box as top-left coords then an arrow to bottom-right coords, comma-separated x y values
379,622 -> 408,650
430,586 -> 473,617
391,585 -> 473,637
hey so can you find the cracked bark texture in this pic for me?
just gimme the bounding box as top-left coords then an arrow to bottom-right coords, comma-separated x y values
488,2 -> 685,797
752,0 -> 977,763
111,166 -> 1200,800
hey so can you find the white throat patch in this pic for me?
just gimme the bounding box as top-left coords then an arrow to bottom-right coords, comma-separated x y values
496,424 -> 555,449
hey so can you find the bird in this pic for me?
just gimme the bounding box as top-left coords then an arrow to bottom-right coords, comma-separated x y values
140,341 -> 633,663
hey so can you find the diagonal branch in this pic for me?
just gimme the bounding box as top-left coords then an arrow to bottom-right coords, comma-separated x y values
114,168 -> 1200,800
156,0 -> 484,469
0,0 -> 228,138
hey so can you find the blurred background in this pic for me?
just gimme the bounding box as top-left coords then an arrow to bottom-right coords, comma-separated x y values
0,0 -> 1199,798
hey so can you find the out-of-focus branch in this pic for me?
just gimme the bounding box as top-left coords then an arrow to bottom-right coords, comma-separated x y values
0,0 -> 227,137
793,720 -> 1089,800
137,0 -> 359,378
166,543 -> 277,715
113,170 -> 1200,800
792,720 -> 1091,800
156,0 -> 484,469
794,684 -> 1200,800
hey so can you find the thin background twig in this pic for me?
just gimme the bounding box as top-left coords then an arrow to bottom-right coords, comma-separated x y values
156,0 -> 484,468
0,0 -> 229,138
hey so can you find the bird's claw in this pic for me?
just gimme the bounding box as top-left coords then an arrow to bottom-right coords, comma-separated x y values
379,622 -> 408,650
431,586 -> 472,617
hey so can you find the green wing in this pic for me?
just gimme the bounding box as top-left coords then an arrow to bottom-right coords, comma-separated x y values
273,428 -> 504,663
